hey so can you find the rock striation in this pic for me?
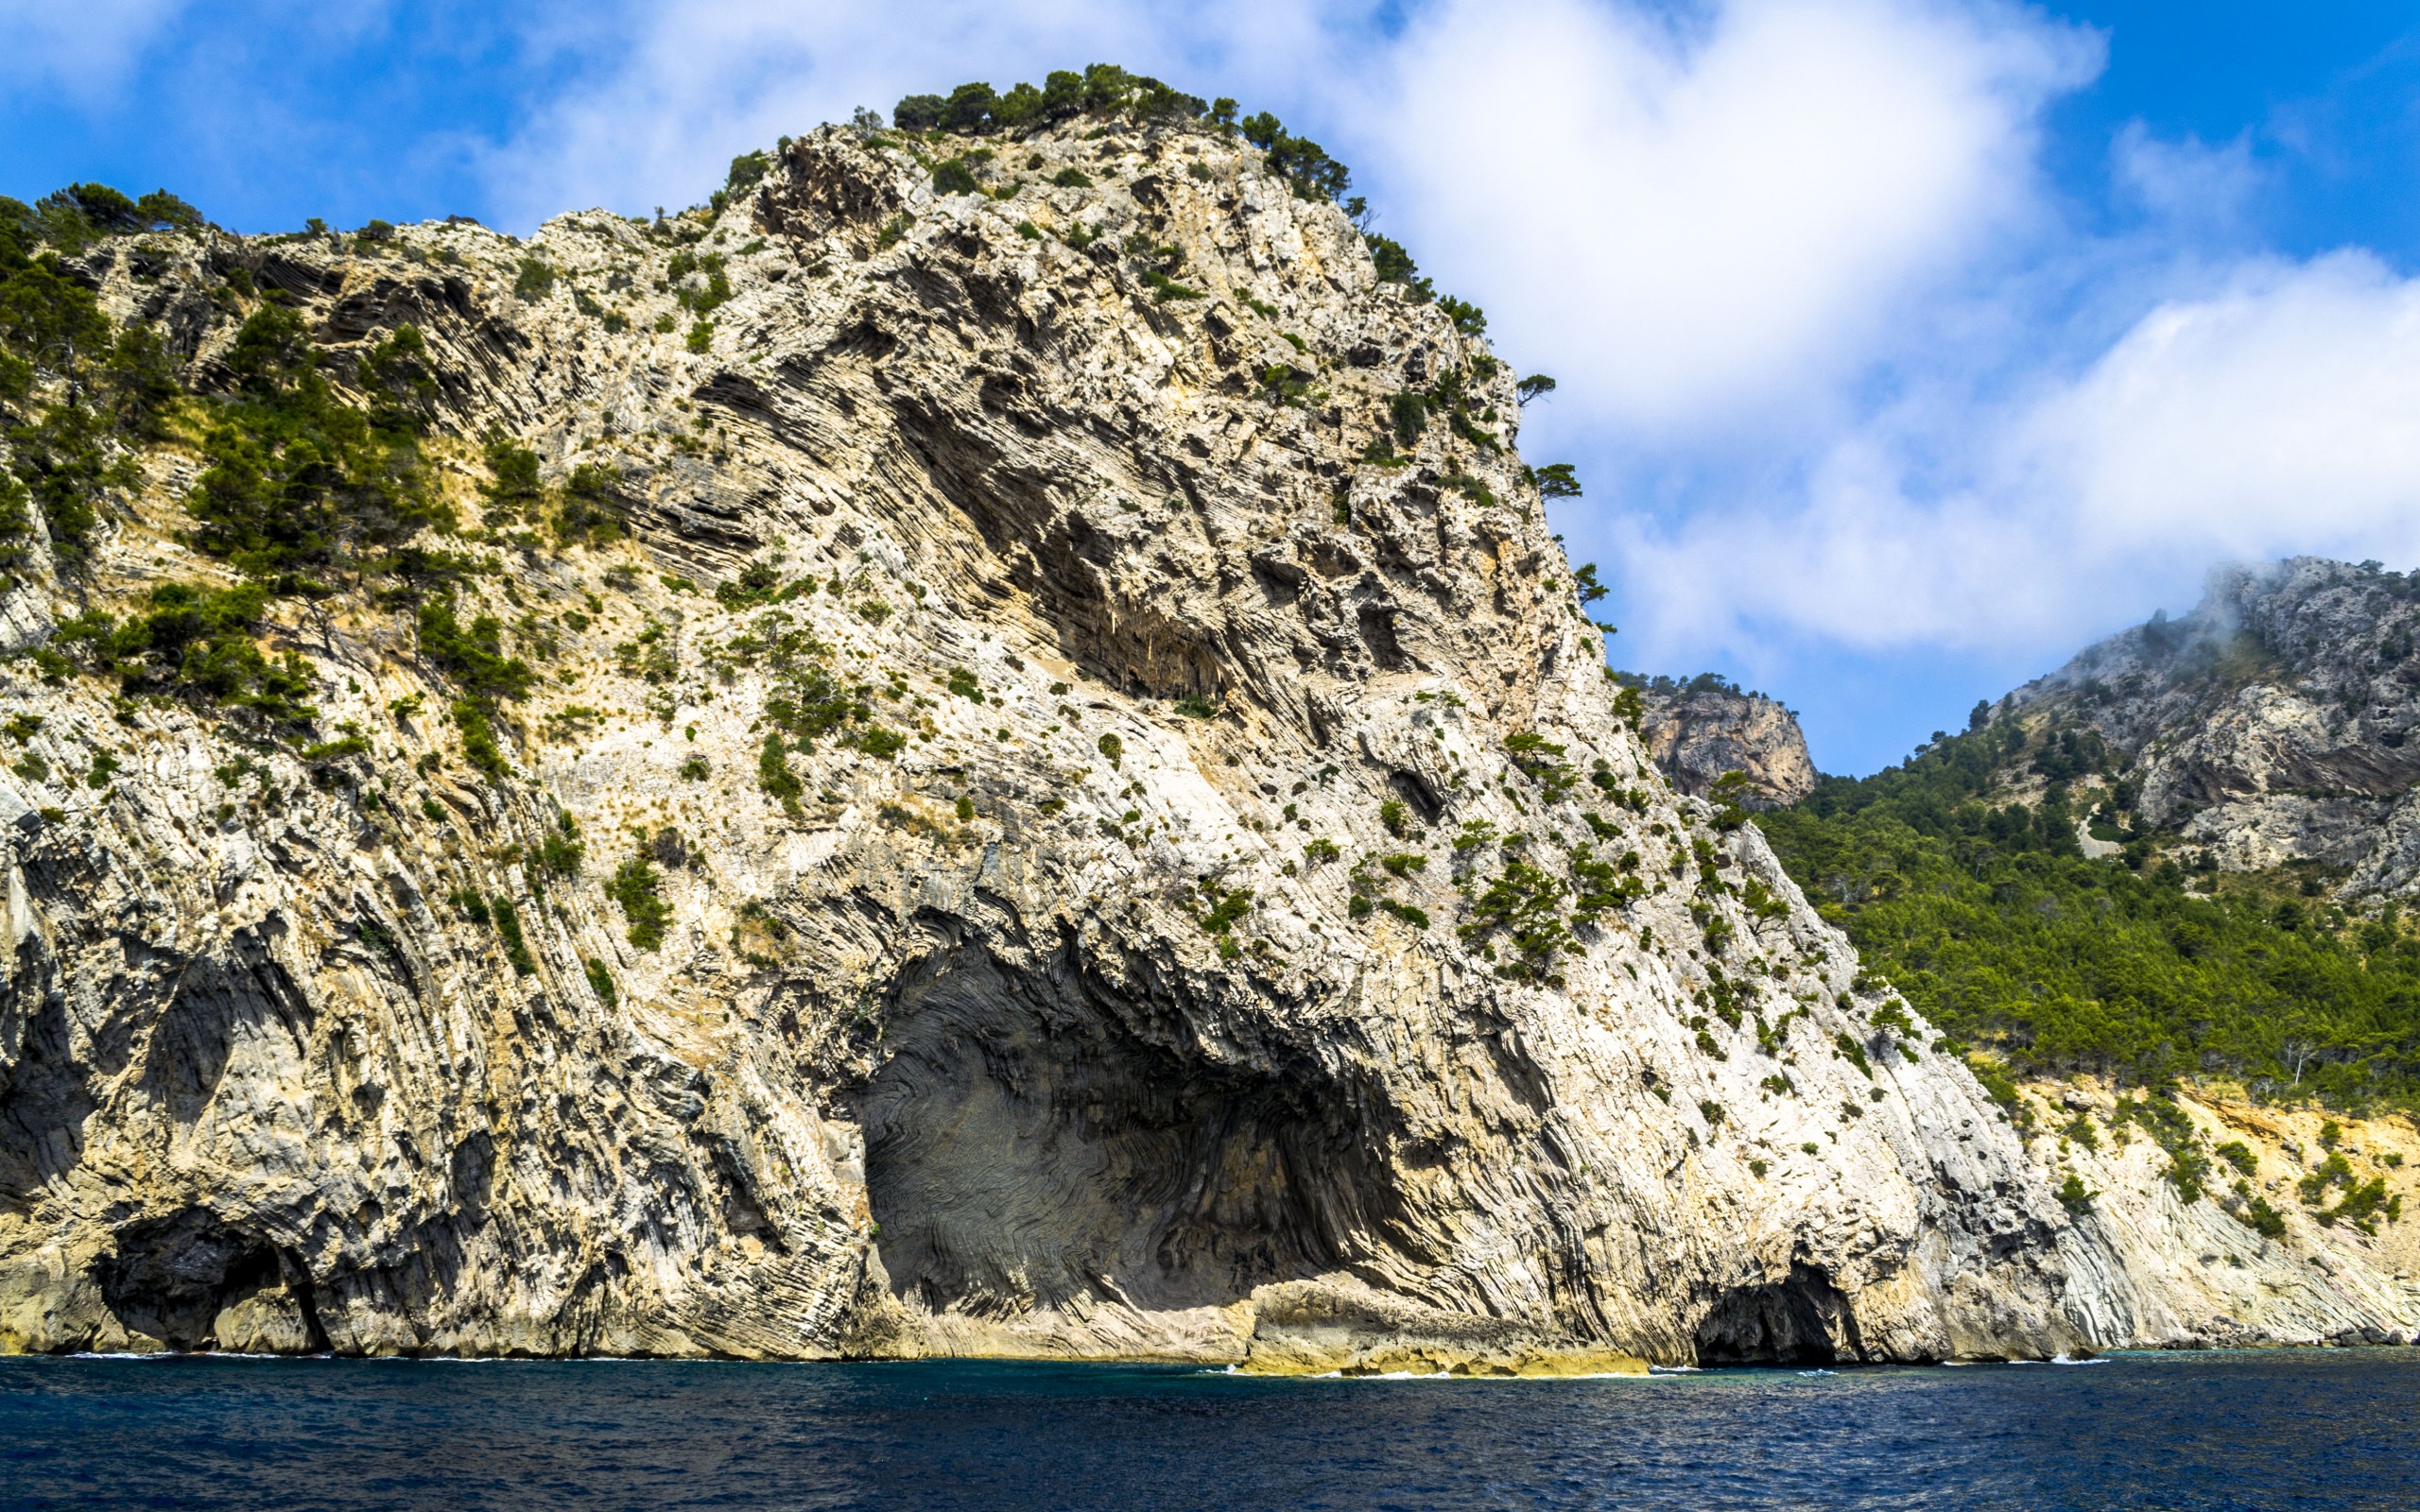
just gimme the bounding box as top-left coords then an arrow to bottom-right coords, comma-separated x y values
0,113 -> 2377,1366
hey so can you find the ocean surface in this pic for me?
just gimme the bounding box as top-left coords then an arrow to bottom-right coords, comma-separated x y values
4,1348 -> 2414,1510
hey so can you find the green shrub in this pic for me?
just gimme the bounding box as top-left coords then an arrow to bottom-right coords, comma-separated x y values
492,895 -> 537,974
2215,1141 -> 2257,1177
2236,1194 -> 2288,1237
1142,270 -> 1201,302
1196,884 -> 1253,935
685,318 -> 715,353
1438,296 -> 1485,336
1364,233 -> 1433,301
1378,798 -> 1409,837
1532,463 -> 1581,499
513,259 -> 556,301
608,851 -> 671,950
1098,732 -> 1122,769
758,732 -> 804,816
1304,837 -> 1340,864
2115,1093 -> 2211,1201
1504,733 -> 1575,800
1458,859 -> 1572,984
2056,1172 -> 2095,1214
584,957 -> 616,1006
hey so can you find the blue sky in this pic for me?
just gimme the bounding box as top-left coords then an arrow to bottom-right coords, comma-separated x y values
9,1 -> 2420,773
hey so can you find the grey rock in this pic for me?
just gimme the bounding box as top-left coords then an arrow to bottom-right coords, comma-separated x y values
2007,556 -> 2420,897
1637,686 -> 1818,807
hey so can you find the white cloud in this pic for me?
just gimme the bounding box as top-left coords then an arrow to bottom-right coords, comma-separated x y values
1360,0 -> 2099,434
1608,250 -> 2420,667
2028,251 -> 2420,565
478,0 -> 1342,227
0,0 -> 187,96
2111,121 -> 2261,232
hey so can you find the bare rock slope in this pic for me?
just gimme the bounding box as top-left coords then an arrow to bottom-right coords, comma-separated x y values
1635,681 -> 1817,809
2009,557 -> 2420,899
0,117 -> 2238,1366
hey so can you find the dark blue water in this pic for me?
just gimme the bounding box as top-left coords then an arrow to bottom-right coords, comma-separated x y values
3,1349 -> 2413,1510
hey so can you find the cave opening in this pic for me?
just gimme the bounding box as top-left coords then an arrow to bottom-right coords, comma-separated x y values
1694,1261 -> 1861,1366
96,1207 -> 326,1352
855,942 -> 1380,1323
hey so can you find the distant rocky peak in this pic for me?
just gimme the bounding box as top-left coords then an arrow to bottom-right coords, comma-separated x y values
1987,554 -> 2420,897
1626,673 -> 1817,808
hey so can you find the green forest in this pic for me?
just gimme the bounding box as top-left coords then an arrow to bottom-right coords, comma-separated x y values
1758,718 -> 2420,1115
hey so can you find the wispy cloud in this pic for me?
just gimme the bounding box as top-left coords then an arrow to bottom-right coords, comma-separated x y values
0,0 -> 190,99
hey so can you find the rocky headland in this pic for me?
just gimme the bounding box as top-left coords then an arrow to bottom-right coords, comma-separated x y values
0,84 -> 2409,1367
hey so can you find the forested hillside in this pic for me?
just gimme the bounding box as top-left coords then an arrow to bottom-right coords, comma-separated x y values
1761,717 -> 2420,1117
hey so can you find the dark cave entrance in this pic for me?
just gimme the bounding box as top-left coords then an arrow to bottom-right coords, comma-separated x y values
95,1208 -> 326,1352
1694,1262 -> 1861,1366
855,943 -> 1379,1321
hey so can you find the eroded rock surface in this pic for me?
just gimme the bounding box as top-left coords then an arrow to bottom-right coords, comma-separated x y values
1637,685 -> 1817,808
2008,558 -> 2420,899
0,116 -> 2287,1366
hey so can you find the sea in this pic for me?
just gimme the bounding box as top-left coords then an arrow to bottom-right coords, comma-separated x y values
3,1348 -> 2413,1510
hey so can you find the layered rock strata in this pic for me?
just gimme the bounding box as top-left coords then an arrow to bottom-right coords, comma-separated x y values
0,116 -> 2365,1366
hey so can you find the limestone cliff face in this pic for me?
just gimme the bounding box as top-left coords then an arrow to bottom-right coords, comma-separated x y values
2008,558 -> 2420,899
1636,684 -> 1817,809
2016,1079 -> 2420,1348
0,117 -> 2179,1366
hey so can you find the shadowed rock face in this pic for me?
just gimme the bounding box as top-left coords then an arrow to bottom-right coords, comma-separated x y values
1638,688 -> 1818,809
0,116 -> 2184,1369
2006,558 -> 2420,900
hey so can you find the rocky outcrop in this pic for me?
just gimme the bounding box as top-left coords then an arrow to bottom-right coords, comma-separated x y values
2008,558 -> 2420,898
0,112 -> 2335,1366
1636,683 -> 1818,808
2021,1081 -> 2420,1347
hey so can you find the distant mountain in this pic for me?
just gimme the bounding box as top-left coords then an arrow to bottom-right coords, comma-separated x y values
2001,557 -> 2420,898
1627,674 -> 1817,809
1752,555 -> 2420,1349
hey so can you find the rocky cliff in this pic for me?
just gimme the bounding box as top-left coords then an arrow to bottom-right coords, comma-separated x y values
0,107 -> 2355,1366
1634,679 -> 1817,808
2007,558 -> 2420,898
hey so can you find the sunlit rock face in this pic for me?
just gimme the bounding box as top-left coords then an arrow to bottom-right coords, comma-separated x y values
1,115 -> 2191,1367
1636,684 -> 1818,809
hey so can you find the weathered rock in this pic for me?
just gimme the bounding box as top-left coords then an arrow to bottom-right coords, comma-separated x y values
1636,684 -> 1818,807
2017,1080 -> 2420,1348
2006,557 -> 2420,898
0,114 -> 2293,1366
